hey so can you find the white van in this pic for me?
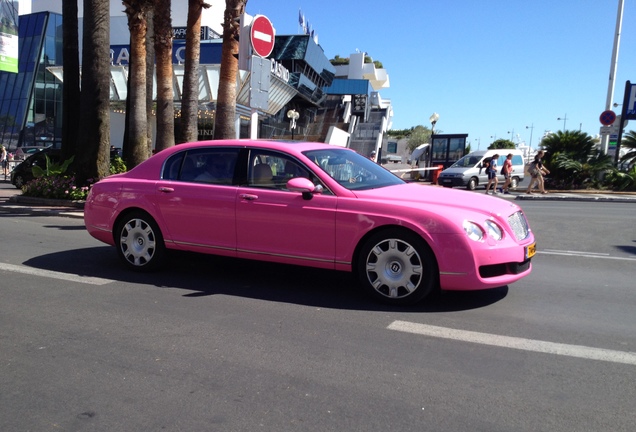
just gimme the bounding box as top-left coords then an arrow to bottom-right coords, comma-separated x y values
437,149 -> 525,190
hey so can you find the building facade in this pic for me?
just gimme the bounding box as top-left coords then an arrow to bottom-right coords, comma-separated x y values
1,1 -> 393,160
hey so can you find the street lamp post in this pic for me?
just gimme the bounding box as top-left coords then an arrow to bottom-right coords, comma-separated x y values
526,124 -> 534,149
557,114 -> 568,131
287,109 -> 299,140
428,113 -> 439,179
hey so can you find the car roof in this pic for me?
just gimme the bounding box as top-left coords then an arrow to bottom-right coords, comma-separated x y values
156,139 -> 348,159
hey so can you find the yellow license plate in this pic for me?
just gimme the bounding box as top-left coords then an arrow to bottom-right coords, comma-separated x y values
526,242 -> 537,259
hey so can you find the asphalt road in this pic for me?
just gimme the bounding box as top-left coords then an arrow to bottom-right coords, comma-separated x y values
0,201 -> 635,431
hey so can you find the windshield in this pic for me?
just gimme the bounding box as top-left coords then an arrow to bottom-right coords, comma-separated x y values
450,154 -> 481,168
304,148 -> 404,190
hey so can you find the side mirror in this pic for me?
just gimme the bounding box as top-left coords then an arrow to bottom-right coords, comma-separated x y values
286,177 -> 322,194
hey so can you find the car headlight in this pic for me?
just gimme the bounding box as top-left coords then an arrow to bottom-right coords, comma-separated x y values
485,220 -> 503,241
463,220 -> 484,241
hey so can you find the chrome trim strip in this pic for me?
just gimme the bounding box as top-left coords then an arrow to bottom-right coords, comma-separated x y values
171,241 -> 234,252
169,242 -> 351,266
236,248 -> 334,264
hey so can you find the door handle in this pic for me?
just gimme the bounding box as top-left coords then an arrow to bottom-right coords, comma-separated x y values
239,194 -> 258,201
158,187 -> 174,193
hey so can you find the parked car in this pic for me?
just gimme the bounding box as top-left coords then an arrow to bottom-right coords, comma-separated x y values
14,145 -> 51,161
84,140 -> 535,306
10,148 -> 61,189
438,149 -> 526,190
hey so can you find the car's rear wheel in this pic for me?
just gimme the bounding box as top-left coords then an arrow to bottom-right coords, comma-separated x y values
357,229 -> 438,305
115,211 -> 165,271
510,177 -> 519,189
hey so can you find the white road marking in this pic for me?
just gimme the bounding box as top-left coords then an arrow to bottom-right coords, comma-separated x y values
388,320 -> 636,366
537,249 -> 636,261
0,263 -> 113,286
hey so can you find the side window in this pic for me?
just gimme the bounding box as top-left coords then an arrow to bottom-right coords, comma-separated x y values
248,150 -> 324,192
162,148 -> 239,185
189,148 -> 239,185
512,155 -> 523,165
162,153 -> 184,180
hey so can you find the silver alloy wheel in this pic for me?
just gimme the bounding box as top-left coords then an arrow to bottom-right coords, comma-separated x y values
119,217 -> 157,267
364,237 -> 423,299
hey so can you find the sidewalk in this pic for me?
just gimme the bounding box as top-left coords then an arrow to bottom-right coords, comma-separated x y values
1,177 -> 636,220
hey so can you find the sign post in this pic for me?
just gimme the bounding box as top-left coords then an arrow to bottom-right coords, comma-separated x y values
615,81 -> 636,165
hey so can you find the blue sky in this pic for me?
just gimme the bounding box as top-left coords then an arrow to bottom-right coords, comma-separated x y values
246,0 -> 636,150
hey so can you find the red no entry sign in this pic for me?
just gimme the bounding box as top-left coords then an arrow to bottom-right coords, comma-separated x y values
250,15 -> 275,58
599,110 -> 617,126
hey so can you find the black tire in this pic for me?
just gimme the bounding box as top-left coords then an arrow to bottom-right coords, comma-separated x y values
13,174 -> 25,189
356,228 -> 438,306
467,177 -> 478,191
114,211 -> 165,272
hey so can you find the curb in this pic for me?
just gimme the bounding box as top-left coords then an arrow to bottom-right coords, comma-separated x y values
10,195 -> 85,208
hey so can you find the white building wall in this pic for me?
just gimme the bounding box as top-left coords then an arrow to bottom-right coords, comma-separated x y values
26,0 -> 225,35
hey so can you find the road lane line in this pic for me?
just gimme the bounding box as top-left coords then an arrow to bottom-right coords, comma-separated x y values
388,320 -> 636,366
537,250 -> 636,261
0,263 -> 114,286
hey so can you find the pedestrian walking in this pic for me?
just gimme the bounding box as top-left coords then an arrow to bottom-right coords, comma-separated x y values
501,153 -> 513,194
526,150 -> 550,194
485,153 -> 499,194
1,144 -> 8,177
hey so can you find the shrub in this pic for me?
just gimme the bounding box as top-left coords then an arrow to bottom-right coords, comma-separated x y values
22,175 -> 93,200
110,156 -> 127,174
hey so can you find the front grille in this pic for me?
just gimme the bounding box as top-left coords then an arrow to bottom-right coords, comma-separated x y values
508,211 -> 530,241
479,259 -> 531,278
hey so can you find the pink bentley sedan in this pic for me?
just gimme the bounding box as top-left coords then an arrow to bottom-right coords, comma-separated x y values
84,140 -> 535,305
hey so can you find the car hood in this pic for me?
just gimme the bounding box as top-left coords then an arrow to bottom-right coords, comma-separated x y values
440,166 -> 478,175
352,183 -> 520,218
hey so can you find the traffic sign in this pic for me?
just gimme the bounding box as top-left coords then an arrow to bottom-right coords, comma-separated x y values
599,110 -> 617,126
250,15 -> 275,58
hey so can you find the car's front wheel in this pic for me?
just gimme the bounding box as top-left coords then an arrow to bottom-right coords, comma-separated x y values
357,229 -> 438,305
13,174 -> 25,189
115,211 -> 165,271
467,177 -> 478,190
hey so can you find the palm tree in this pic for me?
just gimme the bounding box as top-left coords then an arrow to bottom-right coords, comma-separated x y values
123,0 -> 153,168
153,0 -> 175,151
146,7 -> 155,156
75,0 -> 111,184
214,0 -> 247,140
540,130 -> 597,165
61,0 -> 80,162
541,130 -> 610,189
179,0 -> 210,143
619,130 -> 636,168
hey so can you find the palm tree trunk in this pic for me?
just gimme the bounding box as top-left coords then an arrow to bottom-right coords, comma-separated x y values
62,0 -> 80,161
153,0 -> 175,151
179,0 -> 210,143
123,0 -> 153,168
146,7 -> 155,156
214,0 -> 247,140
76,0 -> 111,184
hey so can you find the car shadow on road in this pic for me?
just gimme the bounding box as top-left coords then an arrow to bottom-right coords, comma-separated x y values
24,247 -> 509,313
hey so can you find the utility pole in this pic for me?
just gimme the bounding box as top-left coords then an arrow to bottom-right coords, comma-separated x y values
602,0 -> 623,155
